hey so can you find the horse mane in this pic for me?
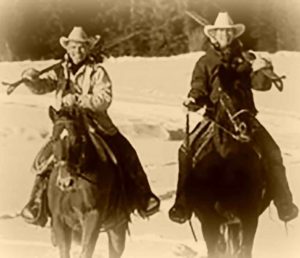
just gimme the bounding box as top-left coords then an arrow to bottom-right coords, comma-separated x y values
211,74 -> 256,158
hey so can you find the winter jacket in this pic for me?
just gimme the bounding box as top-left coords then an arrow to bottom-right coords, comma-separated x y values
188,40 -> 267,116
25,58 -> 118,135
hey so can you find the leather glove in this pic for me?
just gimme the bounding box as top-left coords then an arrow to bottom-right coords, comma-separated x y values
183,97 -> 202,112
62,94 -> 78,107
78,95 -> 92,109
252,57 -> 272,72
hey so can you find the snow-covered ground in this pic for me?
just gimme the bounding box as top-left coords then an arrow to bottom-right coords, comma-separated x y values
0,52 -> 300,257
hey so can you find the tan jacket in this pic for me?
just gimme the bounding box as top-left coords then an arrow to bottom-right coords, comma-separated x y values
26,60 -> 118,135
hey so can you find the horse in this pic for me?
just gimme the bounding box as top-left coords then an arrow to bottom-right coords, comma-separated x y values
47,105 -> 129,258
186,71 -> 271,258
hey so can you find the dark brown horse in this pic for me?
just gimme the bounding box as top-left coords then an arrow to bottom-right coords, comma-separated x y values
187,72 -> 271,258
47,106 -> 129,258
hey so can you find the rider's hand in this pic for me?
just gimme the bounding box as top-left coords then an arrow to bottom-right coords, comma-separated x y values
183,97 -> 201,112
252,56 -> 272,73
21,68 -> 40,81
78,95 -> 91,108
62,94 -> 78,107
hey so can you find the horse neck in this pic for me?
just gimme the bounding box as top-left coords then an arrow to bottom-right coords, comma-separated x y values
213,106 -> 248,158
213,125 -> 236,158
80,137 -> 100,171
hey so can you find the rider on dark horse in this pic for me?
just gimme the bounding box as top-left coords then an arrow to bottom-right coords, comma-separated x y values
20,27 -> 160,225
169,12 -> 298,224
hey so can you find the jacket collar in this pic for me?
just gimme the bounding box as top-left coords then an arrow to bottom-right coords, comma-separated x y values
207,40 -> 243,64
62,56 -> 95,77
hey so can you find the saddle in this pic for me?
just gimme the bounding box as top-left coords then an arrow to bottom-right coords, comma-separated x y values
183,119 -> 215,168
83,114 -> 118,165
186,118 -> 263,168
31,141 -> 54,174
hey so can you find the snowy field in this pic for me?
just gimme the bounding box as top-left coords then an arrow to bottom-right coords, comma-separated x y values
0,52 -> 300,258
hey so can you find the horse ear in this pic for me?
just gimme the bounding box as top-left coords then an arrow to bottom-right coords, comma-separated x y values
49,105 -> 58,123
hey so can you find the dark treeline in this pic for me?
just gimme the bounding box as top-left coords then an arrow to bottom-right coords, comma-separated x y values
0,0 -> 299,61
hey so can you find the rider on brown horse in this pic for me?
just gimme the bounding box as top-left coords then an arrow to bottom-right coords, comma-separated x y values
169,12 -> 298,224
21,27 -> 160,225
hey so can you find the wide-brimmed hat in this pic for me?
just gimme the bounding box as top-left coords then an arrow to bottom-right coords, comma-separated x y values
204,12 -> 245,40
59,26 -> 100,49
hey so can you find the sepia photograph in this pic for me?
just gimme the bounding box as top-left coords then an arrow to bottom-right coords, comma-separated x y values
0,0 -> 299,257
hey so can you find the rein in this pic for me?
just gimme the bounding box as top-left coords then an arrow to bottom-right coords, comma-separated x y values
231,109 -> 251,120
215,92 -> 254,143
54,160 -> 98,185
209,118 -> 241,141
220,98 -> 251,130
72,169 -> 98,185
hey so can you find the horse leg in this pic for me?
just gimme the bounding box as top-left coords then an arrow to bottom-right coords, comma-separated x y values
239,217 -> 258,258
79,210 -> 101,258
52,218 -> 72,258
107,222 -> 127,258
202,222 -> 221,258
196,211 -> 221,258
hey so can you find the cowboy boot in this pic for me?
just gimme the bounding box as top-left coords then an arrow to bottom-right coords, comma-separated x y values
118,148 -> 160,217
133,163 -> 160,217
169,146 -> 192,224
268,164 -> 298,222
21,170 -> 50,226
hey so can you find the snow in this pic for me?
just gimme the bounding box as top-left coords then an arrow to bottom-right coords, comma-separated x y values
0,52 -> 300,257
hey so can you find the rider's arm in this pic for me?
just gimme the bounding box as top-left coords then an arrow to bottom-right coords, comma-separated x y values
187,57 -> 211,110
79,65 -> 112,112
21,67 -> 59,94
250,54 -> 276,91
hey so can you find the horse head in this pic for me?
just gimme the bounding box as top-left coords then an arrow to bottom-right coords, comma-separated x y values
49,105 -> 87,191
211,65 -> 257,157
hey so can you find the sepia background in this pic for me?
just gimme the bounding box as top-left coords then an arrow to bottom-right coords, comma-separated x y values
0,0 -> 299,257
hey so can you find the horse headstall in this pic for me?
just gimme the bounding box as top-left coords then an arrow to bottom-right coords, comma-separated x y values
214,88 -> 255,143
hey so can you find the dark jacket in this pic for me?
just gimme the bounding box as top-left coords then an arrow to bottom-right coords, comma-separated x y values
188,40 -> 258,116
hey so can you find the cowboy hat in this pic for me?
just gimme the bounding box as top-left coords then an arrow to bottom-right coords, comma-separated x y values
59,26 -> 100,49
204,12 -> 245,40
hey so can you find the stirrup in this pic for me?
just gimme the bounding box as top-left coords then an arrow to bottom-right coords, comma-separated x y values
21,205 -> 36,221
21,201 -> 48,227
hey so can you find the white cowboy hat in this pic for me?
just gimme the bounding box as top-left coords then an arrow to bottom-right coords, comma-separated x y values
59,26 -> 100,49
204,12 -> 245,40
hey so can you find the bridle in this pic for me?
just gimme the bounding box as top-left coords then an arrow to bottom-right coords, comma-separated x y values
51,116 -> 98,185
213,88 -> 254,143
54,160 -> 97,185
